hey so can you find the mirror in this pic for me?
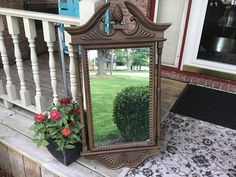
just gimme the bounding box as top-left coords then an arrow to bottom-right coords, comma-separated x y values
65,0 -> 171,169
87,48 -> 151,147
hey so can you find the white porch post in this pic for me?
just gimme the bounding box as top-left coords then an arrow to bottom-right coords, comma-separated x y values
6,16 -> 31,107
24,18 -> 46,113
0,16 -> 17,108
65,32 -> 78,102
42,21 -> 58,104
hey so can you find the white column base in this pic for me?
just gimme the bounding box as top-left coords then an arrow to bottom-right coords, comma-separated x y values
20,90 -> 31,107
35,96 -> 47,113
3,100 -> 13,109
6,84 -> 17,101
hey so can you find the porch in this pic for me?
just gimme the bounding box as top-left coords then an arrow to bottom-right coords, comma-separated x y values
0,5 -> 186,175
0,2 -> 235,177
0,52 -> 186,177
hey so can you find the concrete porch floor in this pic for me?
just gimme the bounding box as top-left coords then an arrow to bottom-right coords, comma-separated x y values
0,53 -> 186,177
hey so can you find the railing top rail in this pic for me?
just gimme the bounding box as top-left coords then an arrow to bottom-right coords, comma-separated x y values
0,7 -> 81,25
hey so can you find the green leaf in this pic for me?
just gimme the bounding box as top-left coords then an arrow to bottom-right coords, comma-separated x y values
49,129 -> 58,136
41,140 -> 49,146
65,144 -> 75,149
70,134 -> 80,141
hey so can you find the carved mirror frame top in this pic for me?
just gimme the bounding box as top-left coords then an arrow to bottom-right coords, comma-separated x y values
65,1 -> 171,169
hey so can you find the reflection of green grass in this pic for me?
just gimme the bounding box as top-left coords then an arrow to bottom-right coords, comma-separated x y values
90,75 -> 148,145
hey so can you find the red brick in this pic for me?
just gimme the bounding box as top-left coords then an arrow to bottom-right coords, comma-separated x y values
212,81 -> 222,89
191,77 -> 199,84
169,72 -> 178,80
221,83 -> 229,92
177,74 -> 185,81
184,76 -> 192,82
228,85 -> 236,93
198,78 -> 206,86
161,70 -> 171,78
205,80 -> 213,87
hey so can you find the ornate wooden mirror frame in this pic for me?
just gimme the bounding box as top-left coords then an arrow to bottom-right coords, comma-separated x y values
65,1 -> 171,169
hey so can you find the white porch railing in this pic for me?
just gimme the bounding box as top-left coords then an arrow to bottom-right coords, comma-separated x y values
0,1 -> 103,113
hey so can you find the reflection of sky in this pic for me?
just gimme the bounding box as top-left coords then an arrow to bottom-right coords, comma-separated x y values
88,50 -> 97,61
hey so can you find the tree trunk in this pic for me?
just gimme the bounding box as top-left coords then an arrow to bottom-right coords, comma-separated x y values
97,50 -> 108,76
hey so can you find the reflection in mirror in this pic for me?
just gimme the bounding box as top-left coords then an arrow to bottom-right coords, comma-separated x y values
87,48 -> 150,147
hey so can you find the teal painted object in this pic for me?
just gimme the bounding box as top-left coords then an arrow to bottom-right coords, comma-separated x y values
58,0 -> 80,17
58,0 -> 80,52
105,9 -> 110,33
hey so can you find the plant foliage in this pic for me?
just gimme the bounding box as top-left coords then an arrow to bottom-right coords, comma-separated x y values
31,98 -> 83,151
113,86 -> 150,141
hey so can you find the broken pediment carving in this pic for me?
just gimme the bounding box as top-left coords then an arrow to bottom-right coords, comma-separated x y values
65,1 -> 170,45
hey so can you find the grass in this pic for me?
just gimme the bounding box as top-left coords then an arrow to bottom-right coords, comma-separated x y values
90,75 -> 149,145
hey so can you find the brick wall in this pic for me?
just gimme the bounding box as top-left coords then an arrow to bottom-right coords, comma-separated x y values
0,0 -> 58,68
0,1 -> 27,67
109,0 -> 151,30
161,69 -> 236,93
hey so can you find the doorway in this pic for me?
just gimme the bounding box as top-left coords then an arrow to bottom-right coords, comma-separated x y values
182,0 -> 236,79
197,0 -> 236,66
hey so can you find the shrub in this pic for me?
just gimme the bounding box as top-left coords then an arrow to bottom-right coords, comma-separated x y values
113,86 -> 149,142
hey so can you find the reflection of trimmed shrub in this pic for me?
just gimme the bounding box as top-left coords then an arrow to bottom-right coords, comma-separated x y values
113,86 -> 149,141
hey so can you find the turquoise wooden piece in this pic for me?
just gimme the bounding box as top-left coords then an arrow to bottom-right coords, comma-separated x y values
58,0 -> 80,17
58,0 -> 80,51
105,9 -> 110,33
57,0 -> 80,96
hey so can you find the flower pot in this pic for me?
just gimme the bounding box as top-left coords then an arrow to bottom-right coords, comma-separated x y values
47,140 -> 82,166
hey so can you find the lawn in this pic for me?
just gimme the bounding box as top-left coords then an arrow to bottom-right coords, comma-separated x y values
89,74 -> 149,145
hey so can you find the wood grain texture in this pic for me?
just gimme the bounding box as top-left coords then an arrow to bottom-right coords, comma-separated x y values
0,143 -> 12,175
161,78 -> 186,120
8,148 -> 26,177
23,156 -> 41,177
41,167 -> 58,177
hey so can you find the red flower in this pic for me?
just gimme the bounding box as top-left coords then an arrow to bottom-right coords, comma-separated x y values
60,97 -> 71,105
34,113 -> 45,122
71,109 -> 80,115
50,110 -> 60,120
61,128 -> 71,137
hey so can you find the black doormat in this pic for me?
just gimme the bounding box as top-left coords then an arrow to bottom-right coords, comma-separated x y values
170,84 -> 236,130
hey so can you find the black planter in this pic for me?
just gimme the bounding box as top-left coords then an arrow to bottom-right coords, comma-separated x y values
47,140 -> 82,166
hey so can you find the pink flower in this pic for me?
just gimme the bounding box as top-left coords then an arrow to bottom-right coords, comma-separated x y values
34,113 -> 45,122
50,110 -> 60,120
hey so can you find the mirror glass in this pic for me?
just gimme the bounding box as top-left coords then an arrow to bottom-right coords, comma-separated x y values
87,48 -> 150,147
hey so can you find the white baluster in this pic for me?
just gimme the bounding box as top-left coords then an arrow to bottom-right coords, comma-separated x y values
6,16 -> 31,107
68,45 -> 77,102
0,80 -> 4,95
65,32 -> 77,102
23,18 -> 46,113
42,21 -> 58,104
0,16 -> 16,108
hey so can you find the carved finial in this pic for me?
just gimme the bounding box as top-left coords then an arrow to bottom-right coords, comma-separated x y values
112,4 -> 123,24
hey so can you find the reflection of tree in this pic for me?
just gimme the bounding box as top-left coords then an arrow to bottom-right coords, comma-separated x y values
114,48 -> 149,70
114,49 -> 132,70
130,48 -> 149,70
97,49 -> 111,76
